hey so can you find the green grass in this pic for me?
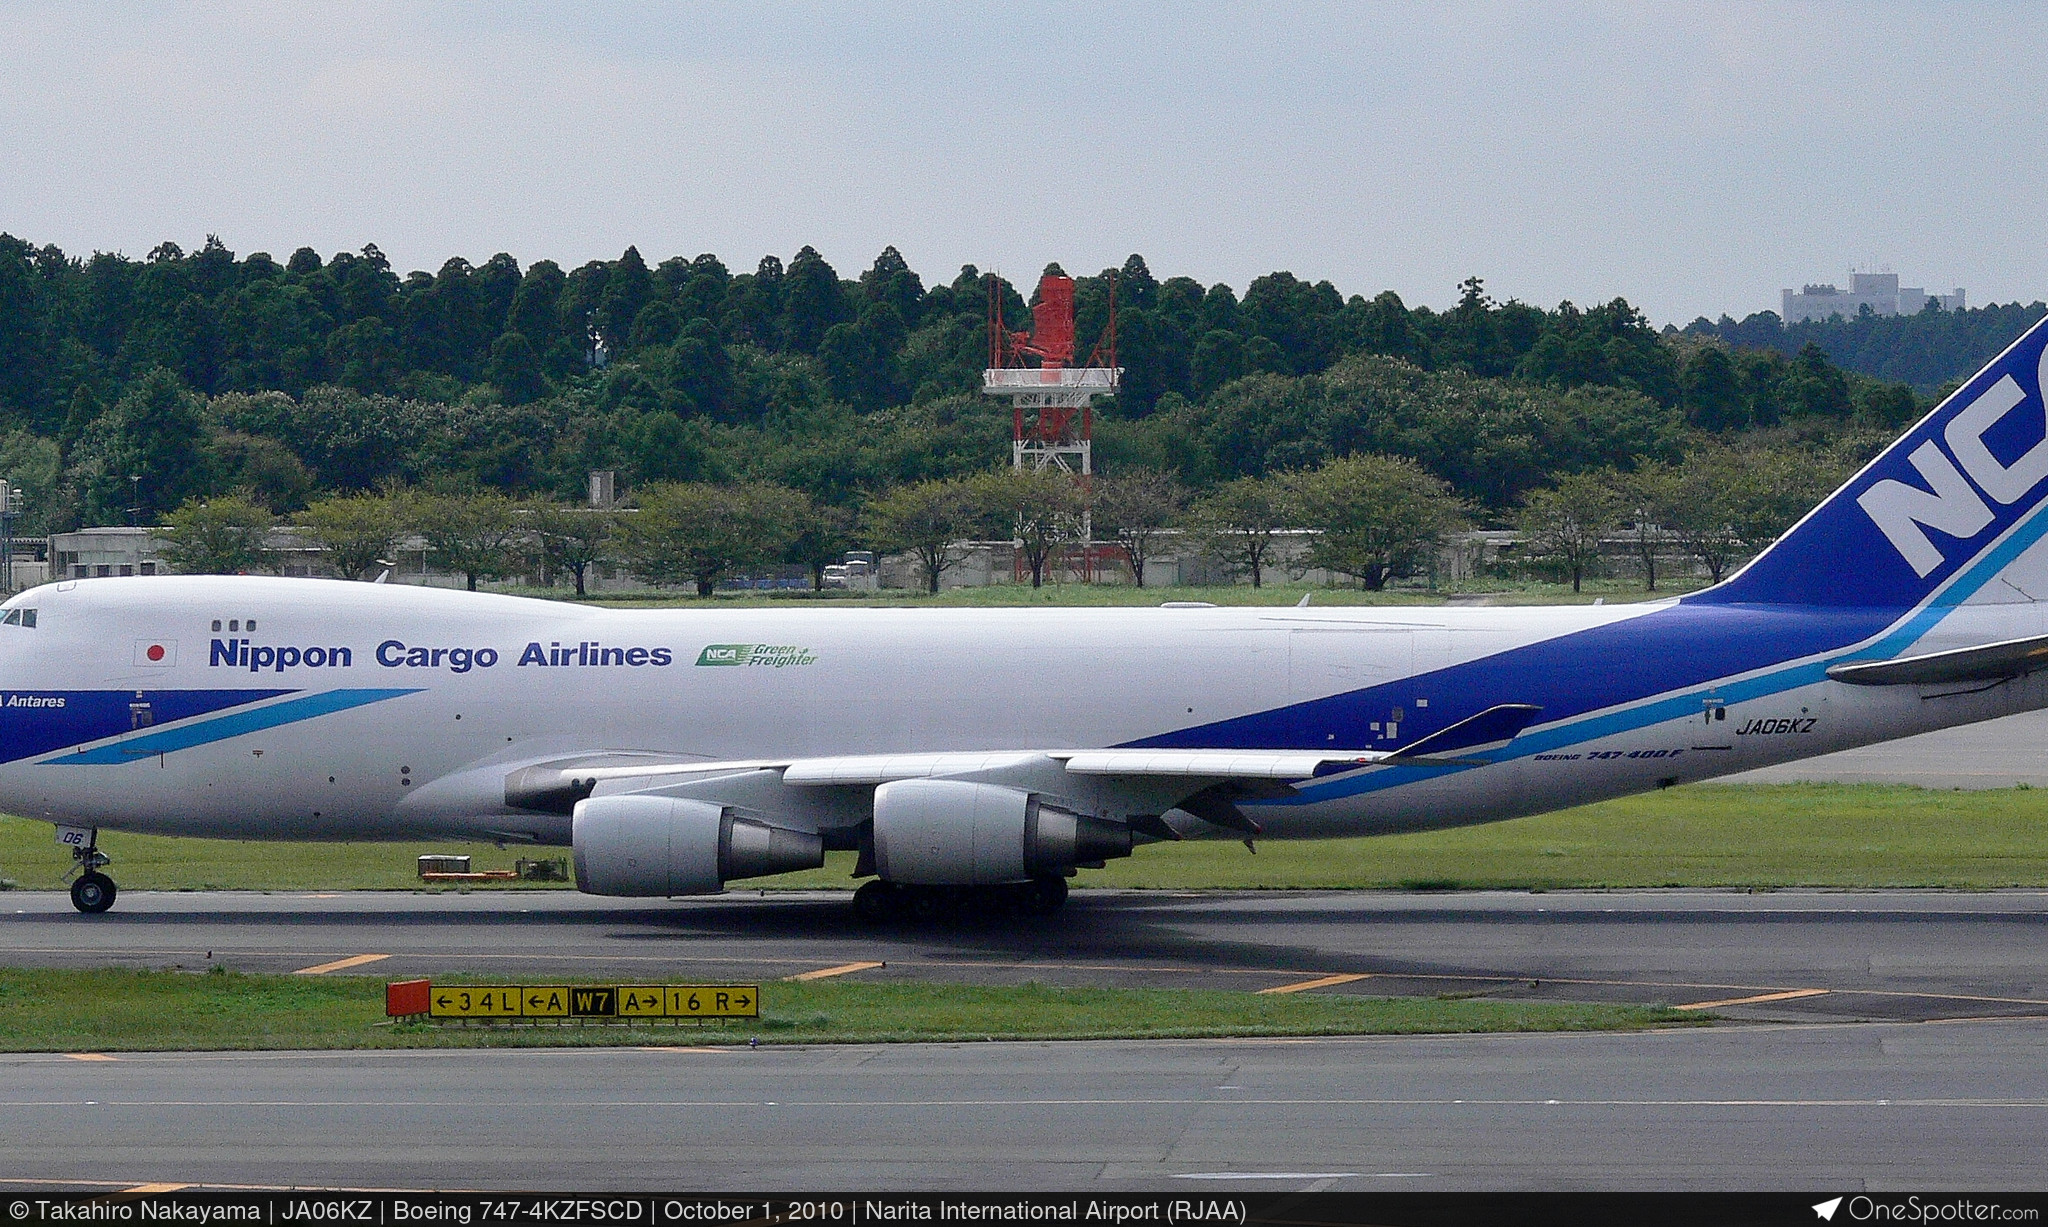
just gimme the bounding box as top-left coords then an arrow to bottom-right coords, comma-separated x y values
0,967 -> 1697,1052
762,782 -> 2048,891
1089,782 -> 2048,890
0,821 -> 564,891
5,783 -> 2045,893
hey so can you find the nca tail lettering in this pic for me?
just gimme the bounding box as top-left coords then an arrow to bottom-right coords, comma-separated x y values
1858,342 -> 2048,577
210,639 -> 353,672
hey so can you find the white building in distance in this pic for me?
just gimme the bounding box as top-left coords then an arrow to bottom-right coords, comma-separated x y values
1782,273 -> 1963,324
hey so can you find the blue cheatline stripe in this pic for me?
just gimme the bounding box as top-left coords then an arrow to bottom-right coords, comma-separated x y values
40,688 -> 423,765
1274,492 -> 2048,806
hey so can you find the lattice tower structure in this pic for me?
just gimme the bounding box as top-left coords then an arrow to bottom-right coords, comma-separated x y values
983,271 -> 1121,482
982,270 -> 1123,575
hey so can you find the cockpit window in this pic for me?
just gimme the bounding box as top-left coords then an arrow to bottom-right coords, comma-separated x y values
2,609 -> 34,628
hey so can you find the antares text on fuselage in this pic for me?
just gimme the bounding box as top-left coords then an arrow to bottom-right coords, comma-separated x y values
18,313 -> 2048,915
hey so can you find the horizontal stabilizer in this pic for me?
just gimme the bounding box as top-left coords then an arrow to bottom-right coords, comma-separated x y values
1826,633 -> 2048,687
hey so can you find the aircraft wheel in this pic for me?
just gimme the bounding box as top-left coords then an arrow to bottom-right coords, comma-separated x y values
905,886 -> 955,923
70,872 -> 117,914
1021,875 -> 1068,916
852,880 -> 899,923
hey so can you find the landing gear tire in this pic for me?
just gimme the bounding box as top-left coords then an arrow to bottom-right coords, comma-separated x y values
853,879 -> 900,922
1020,875 -> 1068,916
70,872 -> 116,914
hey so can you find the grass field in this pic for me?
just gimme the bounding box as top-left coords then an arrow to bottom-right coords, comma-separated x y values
3,783 -> 2044,893
0,967 -> 1697,1052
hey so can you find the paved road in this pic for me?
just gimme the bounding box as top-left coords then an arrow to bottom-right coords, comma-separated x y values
2,1020 -> 2045,1191
7,888 -> 2048,1023
6,890 -> 2048,1190
1729,708 -> 2048,787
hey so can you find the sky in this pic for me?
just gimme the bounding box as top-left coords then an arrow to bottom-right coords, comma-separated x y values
5,1 -> 2043,325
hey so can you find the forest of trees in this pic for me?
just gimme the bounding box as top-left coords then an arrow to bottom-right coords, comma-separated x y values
1684,299 -> 2047,394
1,232 -> 2025,592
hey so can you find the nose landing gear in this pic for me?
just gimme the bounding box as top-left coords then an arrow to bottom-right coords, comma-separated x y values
65,830 -> 117,914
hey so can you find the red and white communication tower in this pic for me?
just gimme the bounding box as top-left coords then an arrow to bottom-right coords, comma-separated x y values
983,271 -> 1120,479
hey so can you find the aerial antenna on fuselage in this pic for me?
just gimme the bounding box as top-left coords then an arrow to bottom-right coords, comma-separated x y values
373,569 -> 391,584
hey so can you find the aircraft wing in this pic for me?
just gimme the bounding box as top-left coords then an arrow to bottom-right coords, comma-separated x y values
503,703 -> 1545,816
1827,633 -> 2048,686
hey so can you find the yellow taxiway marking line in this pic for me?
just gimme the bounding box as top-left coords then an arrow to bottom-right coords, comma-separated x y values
1677,988 -> 1830,1011
1258,973 -> 1372,995
785,960 -> 885,982
292,953 -> 390,976
64,1053 -> 118,1061
124,1183 -> 192,1193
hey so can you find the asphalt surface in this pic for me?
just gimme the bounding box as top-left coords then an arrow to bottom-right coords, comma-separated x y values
2,1020 -> 2045,1191
8,887 -> 2048,1022
1729,707 -> 2048,787
4,888 -> 2048,1189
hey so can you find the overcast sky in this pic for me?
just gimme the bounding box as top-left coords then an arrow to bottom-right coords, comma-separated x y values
6,2 -> 2041,324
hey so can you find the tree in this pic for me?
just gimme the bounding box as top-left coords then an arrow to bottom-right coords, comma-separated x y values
615,482 -> 800,597
1188,475 -> 1293,588
529,502 -> 615,597
413,490 -> 524,591
969,469 -> 1082,589
1093,468 -> 1186,588
1290,454 -> 1468,591
866,477 -> 977,594
784,498 -> 859,591
1615,463 -> 1676,591
87,369 -> 205,522
486,332 -> 547,405
1517,471 -> 1621,593
155,495 -> 274,575
780,245 -> 852,353
1663,446 -> 1824,585
297,492 -> 403,580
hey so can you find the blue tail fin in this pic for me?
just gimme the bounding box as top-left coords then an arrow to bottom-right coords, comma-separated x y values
1692,312 -> 2048,608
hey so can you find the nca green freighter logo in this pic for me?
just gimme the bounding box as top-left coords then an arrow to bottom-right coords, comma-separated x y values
696,643 -> 818,668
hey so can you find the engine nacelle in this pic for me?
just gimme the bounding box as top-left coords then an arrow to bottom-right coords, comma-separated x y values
572,795 -> 825,896
870,779 -> 1132,885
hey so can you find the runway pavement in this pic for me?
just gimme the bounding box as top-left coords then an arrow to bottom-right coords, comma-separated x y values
5,889 -> 2048,1189
2,1019 -> 2045,1190
6,886 -> 2048,1022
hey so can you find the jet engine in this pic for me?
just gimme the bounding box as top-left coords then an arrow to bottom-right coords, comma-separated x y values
870,779 -> 1132,885
573,795 -> 824,896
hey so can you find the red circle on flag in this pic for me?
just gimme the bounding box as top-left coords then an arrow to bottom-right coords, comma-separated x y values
146,644 -> 165,662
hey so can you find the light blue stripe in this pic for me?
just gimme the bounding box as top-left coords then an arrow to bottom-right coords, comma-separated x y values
1281,497 -> 2048,805
42,689 -> 422,765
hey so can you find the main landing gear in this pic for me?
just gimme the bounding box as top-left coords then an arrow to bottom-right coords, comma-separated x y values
65,830 -> 117,914
852,876 -> 1068,925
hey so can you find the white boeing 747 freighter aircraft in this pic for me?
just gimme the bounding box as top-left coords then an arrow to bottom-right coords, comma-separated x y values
12,318 -> 2048,916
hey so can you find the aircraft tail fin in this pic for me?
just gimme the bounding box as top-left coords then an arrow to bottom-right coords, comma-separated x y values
1692,311 -> 2048,608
